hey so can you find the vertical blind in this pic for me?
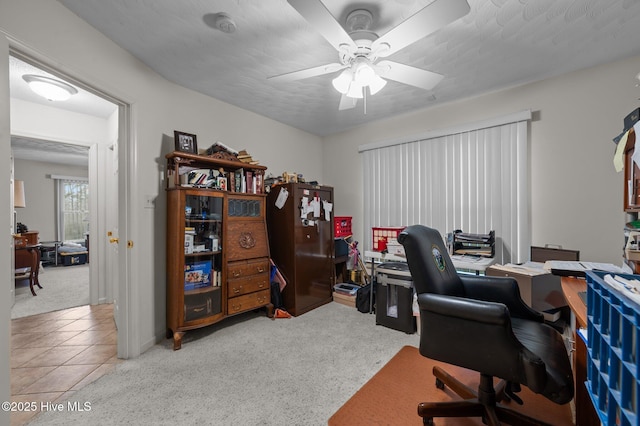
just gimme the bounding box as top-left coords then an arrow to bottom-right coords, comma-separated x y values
360,113 -> 530,264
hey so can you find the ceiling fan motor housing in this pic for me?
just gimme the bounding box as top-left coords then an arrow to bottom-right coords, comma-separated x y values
346,9 -> 373,32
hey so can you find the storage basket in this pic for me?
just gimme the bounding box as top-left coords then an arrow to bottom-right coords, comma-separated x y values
334,216 -> 352,238
585,270 -> 640,426
372,227 -> 405,252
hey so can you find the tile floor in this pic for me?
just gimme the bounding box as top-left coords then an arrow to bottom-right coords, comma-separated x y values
10,304 -> 120,426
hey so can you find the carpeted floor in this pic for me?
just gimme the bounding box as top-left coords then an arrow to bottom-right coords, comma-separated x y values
27,302 -> 420,425
329,345 -> 574,426
12,264 -> 90,319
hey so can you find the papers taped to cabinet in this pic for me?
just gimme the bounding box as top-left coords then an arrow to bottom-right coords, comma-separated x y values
274,187 -> 288,209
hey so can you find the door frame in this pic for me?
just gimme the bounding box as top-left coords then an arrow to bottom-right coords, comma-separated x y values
6,43 -> 137,359
1,34 -> 13,426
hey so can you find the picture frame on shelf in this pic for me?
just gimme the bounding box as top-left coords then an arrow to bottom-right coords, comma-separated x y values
174,131 -> 198,154
217,176 -> 228,191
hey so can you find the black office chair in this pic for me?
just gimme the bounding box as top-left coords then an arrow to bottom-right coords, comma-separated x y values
398,225 -> 573,426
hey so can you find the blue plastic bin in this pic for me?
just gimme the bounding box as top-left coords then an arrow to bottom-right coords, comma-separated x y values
585,270 -> 640,426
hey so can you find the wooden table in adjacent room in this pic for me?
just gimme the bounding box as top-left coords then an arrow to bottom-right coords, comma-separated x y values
15,243 -> 42,296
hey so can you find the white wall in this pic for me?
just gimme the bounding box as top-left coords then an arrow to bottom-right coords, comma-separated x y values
1,0 -> 324,355
0,34 -> 11,426
323,54 -> 640,266
13,158 -> 88,241
11,98 -> 109,145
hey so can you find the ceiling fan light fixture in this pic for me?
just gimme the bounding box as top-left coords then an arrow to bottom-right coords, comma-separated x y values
22,74 -> 78,101
332,69 -> 352,94
353,60 -> 375,86
346,82 -> 364,99
368,74 -> 387,95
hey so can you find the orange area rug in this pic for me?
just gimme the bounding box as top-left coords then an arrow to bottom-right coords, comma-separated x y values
329,345 -> 573,426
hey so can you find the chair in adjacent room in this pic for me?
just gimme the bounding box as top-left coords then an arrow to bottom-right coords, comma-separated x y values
398,225 -> 574,426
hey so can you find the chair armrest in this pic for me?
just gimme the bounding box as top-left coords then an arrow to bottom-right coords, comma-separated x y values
460,275 -> 543,322
419,293 -> 509,326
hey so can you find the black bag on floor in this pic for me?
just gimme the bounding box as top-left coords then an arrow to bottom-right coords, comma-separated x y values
270,281 -> 284,309
356,283 -> 374,313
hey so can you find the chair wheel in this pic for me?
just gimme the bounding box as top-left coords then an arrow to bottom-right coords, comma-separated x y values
423,417 -> 434,425
435,378 -> 445,390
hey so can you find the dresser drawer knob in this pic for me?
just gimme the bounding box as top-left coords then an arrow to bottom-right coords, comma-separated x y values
233,286 -> 242,294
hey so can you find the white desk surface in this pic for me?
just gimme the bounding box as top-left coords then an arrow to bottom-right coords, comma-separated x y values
363,250 -> 496,273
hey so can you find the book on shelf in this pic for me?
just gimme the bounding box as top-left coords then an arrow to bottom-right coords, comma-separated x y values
187,169 -> 215,187
234,168 -> 243,192
237,149 -> 251,160
246,171 -> 253,194
255,173 -> 263,194
237,149 -> 260,165
184,260 -> 212,291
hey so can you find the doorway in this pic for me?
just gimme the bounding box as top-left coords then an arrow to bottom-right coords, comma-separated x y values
11,141 -> 92,317
8,51 -> 125,350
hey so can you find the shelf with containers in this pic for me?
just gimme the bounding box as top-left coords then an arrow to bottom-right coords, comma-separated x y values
585,270 -> 639,426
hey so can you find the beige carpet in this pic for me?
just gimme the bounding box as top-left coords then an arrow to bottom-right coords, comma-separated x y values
12,264 -> 90,319
329,345 -> 574,426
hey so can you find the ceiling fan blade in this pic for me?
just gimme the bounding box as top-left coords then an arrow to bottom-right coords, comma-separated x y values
288,0 -> 357,53
268,63 -> 345,83
338,94 -> 357,111
372,0 -> 470,58
376,61 -> 444,91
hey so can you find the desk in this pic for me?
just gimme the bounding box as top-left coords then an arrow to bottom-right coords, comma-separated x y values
450,254 -> 496,274
15,244 -> 42,296
561,276 -> 599,426
363,251 -> 496,275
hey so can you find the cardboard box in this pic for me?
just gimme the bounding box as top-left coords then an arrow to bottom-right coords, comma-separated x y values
184,260 -> 212,291
486,264 -> 567,312
184,233 -> 194,254
333,291 -> 356,308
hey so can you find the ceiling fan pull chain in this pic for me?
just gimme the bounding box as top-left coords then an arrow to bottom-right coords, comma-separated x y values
364,88 -> 367,115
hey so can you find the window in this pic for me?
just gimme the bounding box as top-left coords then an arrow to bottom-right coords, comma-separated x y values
55,177 -> 89,242
359,111 -> 531,264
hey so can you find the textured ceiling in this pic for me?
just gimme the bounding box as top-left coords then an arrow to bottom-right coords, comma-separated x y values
41,0 -> 640,136
11,136 -> 89,167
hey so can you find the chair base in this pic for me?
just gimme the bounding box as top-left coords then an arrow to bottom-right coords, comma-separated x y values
418,366 -> 553,426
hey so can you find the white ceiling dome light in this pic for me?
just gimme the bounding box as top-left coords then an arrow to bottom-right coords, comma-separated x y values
22,74 -> 78,101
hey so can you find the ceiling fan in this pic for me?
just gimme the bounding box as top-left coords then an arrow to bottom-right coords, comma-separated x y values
268,0 -> 470,111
